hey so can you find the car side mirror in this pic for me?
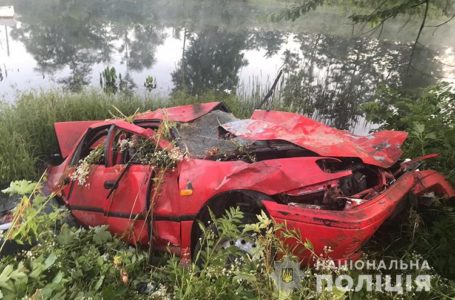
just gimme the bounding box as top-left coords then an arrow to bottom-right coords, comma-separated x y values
49,153 -> 63,165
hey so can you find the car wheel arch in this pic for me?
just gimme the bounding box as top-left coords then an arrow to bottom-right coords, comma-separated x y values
190,189 -> 273,257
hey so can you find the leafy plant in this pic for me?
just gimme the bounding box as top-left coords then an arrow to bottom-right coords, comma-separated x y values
100,67 -> 118,94
362,83 -> 455,282
144,76 -> 157,92
1,180 -> 37,196
0,176 -> 60,248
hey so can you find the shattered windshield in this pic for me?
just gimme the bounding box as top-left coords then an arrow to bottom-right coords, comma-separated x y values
174,110 -> 252,159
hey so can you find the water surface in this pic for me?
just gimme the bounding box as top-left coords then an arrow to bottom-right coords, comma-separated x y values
0,0 -> 454,130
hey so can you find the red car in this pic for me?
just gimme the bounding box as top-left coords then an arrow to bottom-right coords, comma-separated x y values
46,102 -> 454,263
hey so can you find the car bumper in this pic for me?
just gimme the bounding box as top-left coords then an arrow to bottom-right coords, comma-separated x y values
262,170 -> 455,263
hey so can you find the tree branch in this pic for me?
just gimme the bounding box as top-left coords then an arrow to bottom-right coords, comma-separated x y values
426,13 -> 455,28
407,0 -> 429,72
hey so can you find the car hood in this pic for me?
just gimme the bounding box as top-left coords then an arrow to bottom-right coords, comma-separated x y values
221,110 -> 408,168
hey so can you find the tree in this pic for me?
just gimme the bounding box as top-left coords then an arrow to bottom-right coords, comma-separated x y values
171,27 -> 249,95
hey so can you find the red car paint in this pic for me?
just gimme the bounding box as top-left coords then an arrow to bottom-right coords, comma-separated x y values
222,110 -> 408,168
46,102 -> 455,263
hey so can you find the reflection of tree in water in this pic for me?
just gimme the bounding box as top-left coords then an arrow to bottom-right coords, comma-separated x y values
5,0 -> 445,109
57,61 -> 92,93
248,30 -> 287,58
9,0 -> 113,90
9,0 -> 165,91
280,33 -> 441,129
113,24 -> 165,72
172,27 -> 249,95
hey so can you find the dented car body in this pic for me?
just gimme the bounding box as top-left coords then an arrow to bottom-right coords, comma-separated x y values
46,102 -> 455,263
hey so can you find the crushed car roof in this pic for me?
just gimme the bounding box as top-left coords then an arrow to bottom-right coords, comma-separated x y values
54,102 -> 407,168
221,110 -> 407,168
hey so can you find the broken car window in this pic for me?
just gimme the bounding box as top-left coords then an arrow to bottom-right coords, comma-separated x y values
113,131 -> 157,165
173,110 -> 253,160
76,128 -> 108,165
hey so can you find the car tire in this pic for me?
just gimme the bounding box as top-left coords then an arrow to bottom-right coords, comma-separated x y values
192,211 -> 260,266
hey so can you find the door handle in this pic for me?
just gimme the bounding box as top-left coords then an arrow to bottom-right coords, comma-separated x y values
63,177 -> 71,185
104,180 -> 118,190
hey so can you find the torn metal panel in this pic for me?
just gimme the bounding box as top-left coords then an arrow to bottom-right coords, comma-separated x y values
176,157 -> 352,215
221,110 -> 408,168
262,170 -> 455,261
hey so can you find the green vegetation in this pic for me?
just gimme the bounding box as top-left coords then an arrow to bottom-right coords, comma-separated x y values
361,82 -> 455,282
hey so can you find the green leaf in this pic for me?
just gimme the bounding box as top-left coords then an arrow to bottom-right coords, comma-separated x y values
44,253 -> 57,270
92,226 -> 112,245
94,275 -> 105,291
9,265 -> 27,281
52,271 -> 64,284
303,239 -> 313,251
425,132 -> 436,140
1,180 -> 37,196
29,265 -> 44,279
331,286 -> 347,299
413,123 -> 425,134
56,225 -> 75,245
0,265 -> 14,282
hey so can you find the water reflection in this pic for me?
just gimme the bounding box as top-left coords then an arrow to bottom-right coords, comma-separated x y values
172,27 -> 249,95
0,0 -> 453,131
280,34 -> 441,129
249,30 -> 287,58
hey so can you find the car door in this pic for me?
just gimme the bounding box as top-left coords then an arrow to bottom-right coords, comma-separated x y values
103,124 -> 154,245
68,121 -> 179,248
67,125 -> 117,227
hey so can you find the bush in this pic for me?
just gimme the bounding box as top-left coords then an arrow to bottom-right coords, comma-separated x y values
362,82 -> 455,280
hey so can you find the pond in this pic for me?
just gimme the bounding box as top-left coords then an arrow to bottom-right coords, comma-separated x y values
0,0 -> 454,131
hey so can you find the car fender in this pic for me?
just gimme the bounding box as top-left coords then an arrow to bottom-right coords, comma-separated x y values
176,157 -> 352,216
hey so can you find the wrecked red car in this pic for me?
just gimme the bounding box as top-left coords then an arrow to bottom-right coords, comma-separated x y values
46,102 -> 455,263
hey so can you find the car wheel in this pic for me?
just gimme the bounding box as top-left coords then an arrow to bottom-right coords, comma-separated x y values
192,212 -> 260,266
